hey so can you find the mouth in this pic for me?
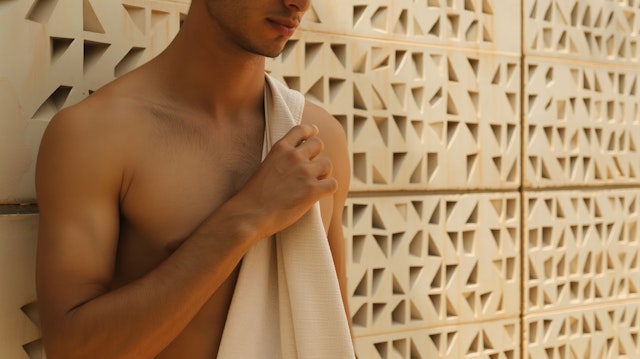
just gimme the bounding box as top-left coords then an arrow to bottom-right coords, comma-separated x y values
267,18 -> 298,37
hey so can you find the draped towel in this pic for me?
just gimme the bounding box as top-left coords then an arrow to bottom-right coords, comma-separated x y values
216,74 -> 356,359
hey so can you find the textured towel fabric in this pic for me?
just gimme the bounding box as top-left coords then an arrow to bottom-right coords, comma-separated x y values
216,74 -> 356,359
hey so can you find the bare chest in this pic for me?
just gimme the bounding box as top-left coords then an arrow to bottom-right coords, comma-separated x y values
117,117 -> 265,274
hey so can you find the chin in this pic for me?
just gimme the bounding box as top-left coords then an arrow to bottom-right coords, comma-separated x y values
256,45 -> 287,59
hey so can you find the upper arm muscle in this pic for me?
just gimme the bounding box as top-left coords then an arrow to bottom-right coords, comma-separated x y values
36,108 -> 123,323
301,102 -> 351,307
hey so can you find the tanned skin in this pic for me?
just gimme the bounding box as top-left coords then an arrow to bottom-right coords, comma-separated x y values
35,0 -> 351,358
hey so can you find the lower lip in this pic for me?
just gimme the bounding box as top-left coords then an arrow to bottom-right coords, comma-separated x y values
268,21 -> 296,37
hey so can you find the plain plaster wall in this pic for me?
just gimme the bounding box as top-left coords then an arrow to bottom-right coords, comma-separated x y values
2,0 -> 640,358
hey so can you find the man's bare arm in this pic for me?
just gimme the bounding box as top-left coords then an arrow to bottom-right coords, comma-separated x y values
303,103 -> 353,331
36,105 -> 336,359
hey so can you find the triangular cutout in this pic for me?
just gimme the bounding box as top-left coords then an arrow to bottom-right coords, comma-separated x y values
115,47 -> 145,77
353,5 -> 367,27
330,44 -> 346,68
371,205 -> 386,229
353,83 -> 367,110
448,59 -> 459,82
23,340 -> 44,359
281,39 -> 298,62
27,0 -> 59,24
123,4 -> 146,35
304,42 -> 323,68
353,273 -> 368,296
371,6 -> 388,32
83,40 -> 110,73
447,94 -> 459,115
353,52 -> 367,74
305,77 -> 324,103
428,18 -> 440,37
328,78 -> 345,103
50,36 -> 74,63
83,0 -> 105,33
20,302 -> 41,326
32,85 -> 73,120
305,5 -> 321,23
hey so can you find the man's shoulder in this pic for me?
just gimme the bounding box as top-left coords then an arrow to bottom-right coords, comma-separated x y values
301,101 -> 346,142
48,81 -> 152,140
39,83 -> 153,176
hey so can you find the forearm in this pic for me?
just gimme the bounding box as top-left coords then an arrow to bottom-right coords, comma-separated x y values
42,209 -> 256,359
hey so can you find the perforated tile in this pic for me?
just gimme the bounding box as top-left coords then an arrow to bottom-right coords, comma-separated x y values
524,0 -> 640,64
301,0 -> 520,53
525,302 -> 640,359
524,189 -> 640,314
524,59 -> 640,187
343,193 -> 520,341
354,318 -> 520,359
267,34 -> 521,191
0,0 -> 188,203
0,215 -> 40,359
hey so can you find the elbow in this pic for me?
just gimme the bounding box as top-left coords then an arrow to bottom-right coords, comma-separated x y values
41,330 -> 81,359
41,324 -> 94,359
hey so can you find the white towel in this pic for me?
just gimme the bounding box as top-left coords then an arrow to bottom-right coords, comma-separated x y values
216,74 -> 355,359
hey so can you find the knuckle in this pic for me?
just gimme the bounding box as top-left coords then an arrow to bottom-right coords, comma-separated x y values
310,137 -> 324,149
319,157 -> 333,170
328,178 -> 338,191
285,150 -> 302,163
296,124 -> 313,135
272,139 -> 288,152
302,181 -> 316,194
300,124 -> 318,138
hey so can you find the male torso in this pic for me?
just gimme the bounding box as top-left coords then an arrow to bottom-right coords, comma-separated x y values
93,68 -> 327,357
35,2 -> 351,357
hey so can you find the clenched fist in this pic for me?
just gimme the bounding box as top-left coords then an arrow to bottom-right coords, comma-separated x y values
227,124 -> 337,240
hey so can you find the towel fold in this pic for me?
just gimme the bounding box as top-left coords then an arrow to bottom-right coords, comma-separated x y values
216,74 -> 355,359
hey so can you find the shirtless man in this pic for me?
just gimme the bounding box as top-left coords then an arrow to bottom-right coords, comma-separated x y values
35,0 -> 351,357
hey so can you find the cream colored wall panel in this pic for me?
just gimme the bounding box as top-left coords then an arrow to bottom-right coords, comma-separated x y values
354,318 -> 520,359
302,0 -> 520,53
524,190 -> 640,315
0,0 -> 187,203
524,0 -> 640,64
343,193 -> 520,339
524,58 -> 640,188
0,215 -> 40,359
267,33 -> 521,191
524,302 -> 640,359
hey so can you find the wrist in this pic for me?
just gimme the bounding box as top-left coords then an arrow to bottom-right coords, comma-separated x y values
197,197 -> 264,251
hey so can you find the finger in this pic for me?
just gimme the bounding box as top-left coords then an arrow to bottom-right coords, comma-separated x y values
279,124 -> 319,147
314,177 -> 338,196
309,157 -> 333,179
296,136 -> 324,160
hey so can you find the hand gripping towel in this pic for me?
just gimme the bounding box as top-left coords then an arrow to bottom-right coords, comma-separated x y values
216,74 -> 356,359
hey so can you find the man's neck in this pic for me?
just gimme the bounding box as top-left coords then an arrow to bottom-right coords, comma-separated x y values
149,11 -> 267,121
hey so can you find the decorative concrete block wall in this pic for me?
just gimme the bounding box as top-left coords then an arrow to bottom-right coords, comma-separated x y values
0,1 -> 189,357
0,1 -> 638,358
522,1 -> 640,358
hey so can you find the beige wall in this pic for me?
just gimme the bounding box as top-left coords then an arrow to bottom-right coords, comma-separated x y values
1,0 -> 639,358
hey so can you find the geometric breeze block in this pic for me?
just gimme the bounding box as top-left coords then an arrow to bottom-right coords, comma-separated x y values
0,0 -> 188,203
267,33 -> 521,191
355,318 -> 520,359
524,0 -> 640,64
524,189 -> 640,315
524,59 -> 640,187
343,192 -> 520,358
525,302 -> 640,359
302,0 -> 521,54
0,215 -> 40,359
